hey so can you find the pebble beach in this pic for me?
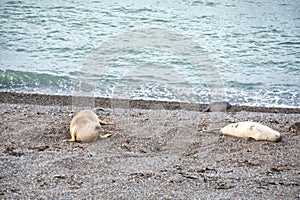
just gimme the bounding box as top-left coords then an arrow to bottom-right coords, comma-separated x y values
0,92 -> 299,199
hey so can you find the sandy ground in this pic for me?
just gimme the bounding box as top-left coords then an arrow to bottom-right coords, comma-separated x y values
0,93 -> 300,199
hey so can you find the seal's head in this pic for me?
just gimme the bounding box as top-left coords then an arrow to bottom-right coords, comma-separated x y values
249,124 -> 282,142
270,133 -> 282,142
289,122 -> 300,134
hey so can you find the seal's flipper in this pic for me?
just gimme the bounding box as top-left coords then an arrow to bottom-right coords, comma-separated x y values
63,138 -> 76,142
202,105 -> 210,112
250,126 -> 264,141
99,133 -> 112,138
246,137 -> 256,141
99,120 -> 114,125
63,133 -> 76,142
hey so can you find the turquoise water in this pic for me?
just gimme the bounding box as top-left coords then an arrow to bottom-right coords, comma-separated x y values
0,0 -> 299,107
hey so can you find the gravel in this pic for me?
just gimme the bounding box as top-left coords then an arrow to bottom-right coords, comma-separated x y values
0,92 -> 299,199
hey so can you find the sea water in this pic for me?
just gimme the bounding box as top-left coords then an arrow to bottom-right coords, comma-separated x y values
0,0 -> 299,107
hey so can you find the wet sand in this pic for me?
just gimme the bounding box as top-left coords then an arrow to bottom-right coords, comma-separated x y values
0,92 -> 299,199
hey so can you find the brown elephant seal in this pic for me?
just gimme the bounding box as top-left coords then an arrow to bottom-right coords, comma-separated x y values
202,101 -> 231,112
64,110 -> 114,142
289,122 -> 300,134
220,121 -> 281,142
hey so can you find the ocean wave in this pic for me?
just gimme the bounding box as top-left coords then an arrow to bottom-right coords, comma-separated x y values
0,69 -> 74,94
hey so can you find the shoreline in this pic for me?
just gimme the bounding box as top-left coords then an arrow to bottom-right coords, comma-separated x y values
1,92 -> 299,114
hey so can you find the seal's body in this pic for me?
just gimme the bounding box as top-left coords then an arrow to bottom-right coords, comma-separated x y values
220,121 -> 281,142
202,101 -> 231,112
289,122 -> 300,134
64,110 -> 114,142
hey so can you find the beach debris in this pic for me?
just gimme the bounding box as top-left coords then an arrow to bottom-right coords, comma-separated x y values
220,121 -> 281,142
27,145 -> 49,151
64,110 -> 114,142
53,174 -> 68,179
289,122 -> 300,134
214,181 -> 235,190
202,101 -> 231,112
4,144 -> 24,156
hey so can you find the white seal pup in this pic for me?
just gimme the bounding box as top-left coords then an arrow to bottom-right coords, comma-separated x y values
64,110 -> 114,142
220,121 -> 281,142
